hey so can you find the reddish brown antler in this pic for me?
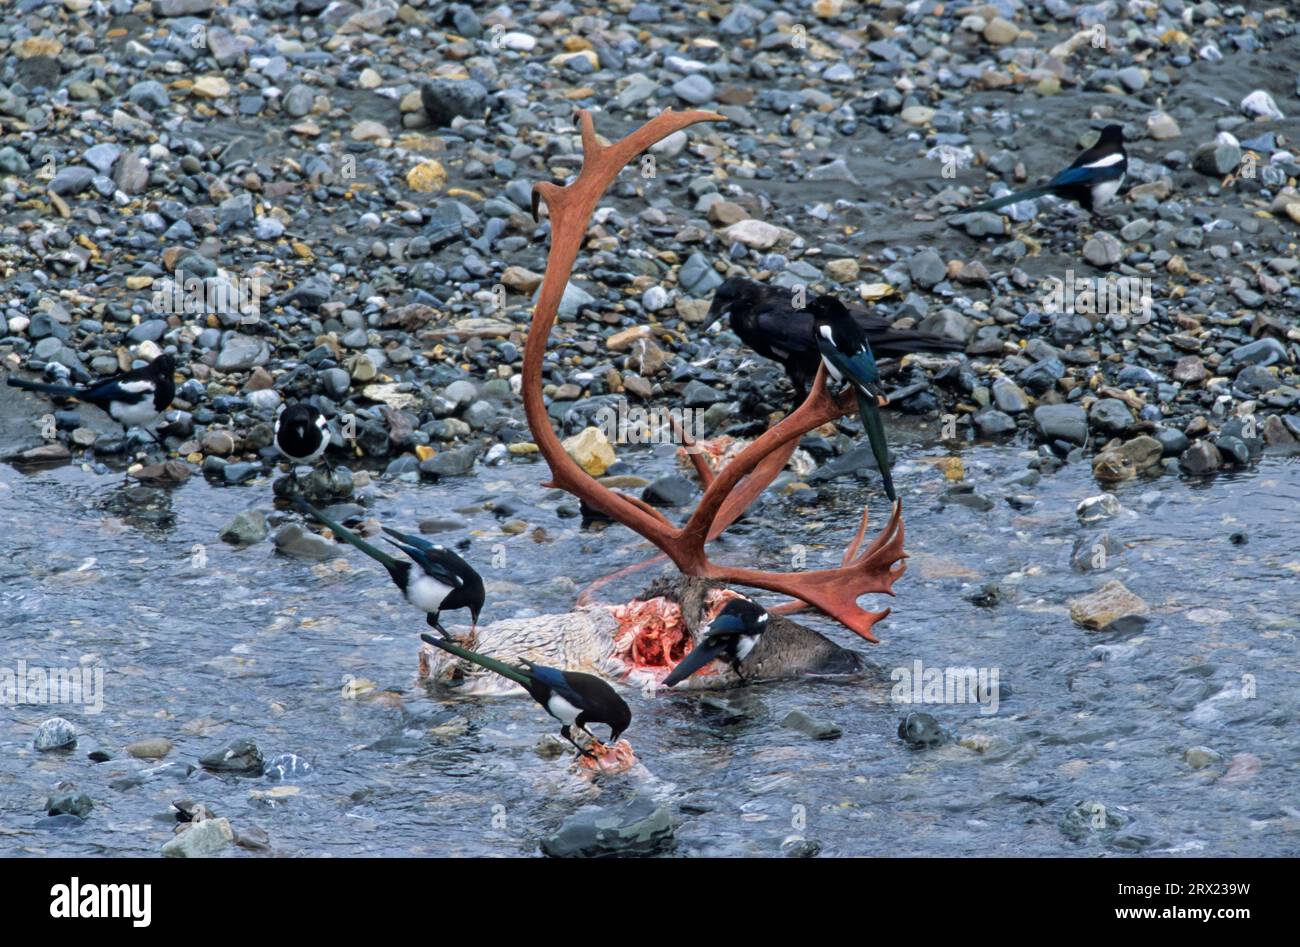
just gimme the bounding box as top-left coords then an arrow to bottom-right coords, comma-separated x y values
525,109 -> 906,642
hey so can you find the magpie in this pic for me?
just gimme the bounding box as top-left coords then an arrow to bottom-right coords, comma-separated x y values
707,277 -> 962,403
294,498 -> 485,636
275,403 -> 330,475
809,293 -> 896,502
420,633 -> 631,758
663,597 -> 769,687
6,353 -> 175,436
964,124 -> 1127,217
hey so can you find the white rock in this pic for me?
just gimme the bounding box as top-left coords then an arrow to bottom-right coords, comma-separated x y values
1240,90 -> 1284,121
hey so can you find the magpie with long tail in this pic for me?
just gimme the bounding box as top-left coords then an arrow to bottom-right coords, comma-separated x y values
294,498 -> 484,636
809,293 -> 897,502
275,403 -> 330,478
962,124 -> 1127,217
6,353 -> 176,437
707,277 -> 962,403
420,633 -> 631,758
663,597 -> 769,688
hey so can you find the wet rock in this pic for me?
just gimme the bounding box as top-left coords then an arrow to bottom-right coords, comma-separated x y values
642,475 -> 696,508
541,798 -> 675,858
1069,580 -> 1150,630
1034,404 -> 1087,445
273,524 -> 337,560
162,817 -> 234,858
125,738 -> 173,760
46,792 -> 93,818
898,712 -> 946,748
780,709 -> 842,740
1072,533 -> 1123,572
973,409 -> 1016,438
1082,233 -> 1123,267
1184,746 -> 1221,770
1088,398 -> 1132,435
263,753 -> 313,781
200,737 -> 264,776
1179,440 -> 1222,475
1193,135 -> 1241,176
219,510 -> 268,546
1059,800 -> 1124,841
35,717 -> 77,751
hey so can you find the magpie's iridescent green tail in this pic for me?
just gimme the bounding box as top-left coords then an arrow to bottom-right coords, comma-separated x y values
420,633 -> 532,687
292,496 -> 399,571
855,390 -> 896,502
965,185 -> 1054,214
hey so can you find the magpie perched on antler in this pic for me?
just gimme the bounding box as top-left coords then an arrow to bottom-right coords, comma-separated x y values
7,353 -> 176,438
962,124 -> 1127,218
810,293 -> 897,502
707,277 -> 962,404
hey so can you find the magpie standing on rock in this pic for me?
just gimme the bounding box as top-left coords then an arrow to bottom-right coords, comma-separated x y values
294,498 -> 485,636
707,277 -> 962,403
663,597 -> 770,688
963,124 -> 1127,218
421,634 -> 631,758
810,294 -> 897,502
6,353 -> 175,438
275,403 -> 330,478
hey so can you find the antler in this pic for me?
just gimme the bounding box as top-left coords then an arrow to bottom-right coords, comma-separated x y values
525,109 -> 906,642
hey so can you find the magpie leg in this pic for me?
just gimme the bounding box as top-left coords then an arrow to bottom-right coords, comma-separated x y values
561,725 -> 596,759
426,613 -> 450,639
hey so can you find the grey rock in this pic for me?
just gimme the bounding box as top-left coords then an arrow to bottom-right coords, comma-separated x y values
898,712 -> 946,748
161,818 -> 234,858
35,717 -> 77,751
49,167 -> 95,196
1089,398 -> 1133,435
419,446 -> 478,478
421,79 -> 488,126
47,792 -> 93,818
540,797 -> 675,858
199,737 -> 264,775
1179,440 -> 1222,475
219,510 -> 268,546
273,524 -> 338,560
908,249 -> 946,289
781,709 -> 842,740
1034,404 -> 1088,445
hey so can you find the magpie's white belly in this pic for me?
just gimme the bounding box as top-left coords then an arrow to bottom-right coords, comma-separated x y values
546,692 -> 582,726
406,574 -> 453,613
734,635 -> 757,662
1092,176 -> 1122,208
110,399 -> 159,428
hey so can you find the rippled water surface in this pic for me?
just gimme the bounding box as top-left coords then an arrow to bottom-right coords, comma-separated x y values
2,437 -> 1297,857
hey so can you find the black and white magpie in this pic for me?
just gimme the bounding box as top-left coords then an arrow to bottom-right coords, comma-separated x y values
964,124 -> 1127,217
275,403 -> 330,472
294,498 -> 485,636
6,353 -> 176,436
809,293 -> 897,502
663,597 -> 770,687
707,277 -> 962,403
420,633 -> 631,758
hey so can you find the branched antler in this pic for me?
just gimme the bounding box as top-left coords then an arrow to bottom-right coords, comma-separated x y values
525,109 -> 906,642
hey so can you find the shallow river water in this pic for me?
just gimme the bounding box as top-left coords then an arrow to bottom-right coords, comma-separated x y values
2,431 -> 1297,857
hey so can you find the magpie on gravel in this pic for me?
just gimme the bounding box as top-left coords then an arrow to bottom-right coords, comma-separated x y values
809,293 -> 897,502
6,353 -> 176,440
275,403 -> 330,478
706,277 -> 963,403
962,124 -> 1127,218
420,633 -> 631,758
294,498 -> 485,637
663,596 -> 770,688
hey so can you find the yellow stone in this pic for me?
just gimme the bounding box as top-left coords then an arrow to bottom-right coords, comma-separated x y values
291,241 -> 314,259
507,442 -> 539,455
191,76 -> 231,98
940,456 -> 965,480
858,282 -> 894,301
562,426 -> 616,476
126,275 -> 154,290
406,160 -> 447,193
16,36 -> 63,58
414,444 -> 435,462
